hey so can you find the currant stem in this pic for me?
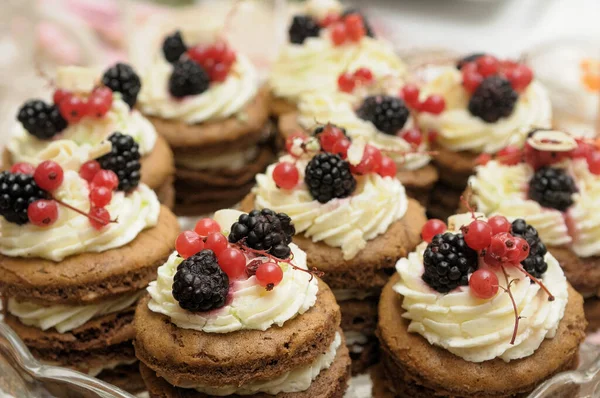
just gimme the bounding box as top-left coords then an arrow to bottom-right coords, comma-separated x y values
500,265 -> 520,345
517,266 -> 555,301
52,197 -> 118,226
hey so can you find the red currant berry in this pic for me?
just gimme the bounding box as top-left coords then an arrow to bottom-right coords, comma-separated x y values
469,269 -> 499,299
273,162 -> 299,190
352,144 -> 383,174
91,170 -> 119,191
217,247 -> 247,279
461,61 -> 478,73
88,87 -> 113,118
337,72 -> 356,93
330,23 -> 347,46
476,55 -> 499,77
89,185 -> 112,207
488,215 -> 511,235
463,220 -> 492,250
320,13 -> 341,27
210,63 -> 231,82
34,160 -> 64,191
421,219 -> 447,243
188,45 -> 209,65
377,156 -> 397,178
255,261 -> 284,289
570,140 -> 591,159
510,236 -> 530,263
10,162 -> 35,175
400,128 -> 423,147
59,95 -> 89,123
89,207 -> 111,230
79,160 -> 101,182
587,151 -> 600,175
483,248 -> 503,267
475,153 -> 492,166
53,89 -> 72,105
488,234 -> 508,258
175,231 -> 205,258
331,138 -> 351,158
194,218 -> 221,236
285,132 -> 308,157
496,145 -> 522,165
204,232 -> 228,256
420,95 -> 446,115
319,125 -> 345,152
27,199 -> 59,227
523,143 -> 567,169
344,13 -> 365,42
353,67 -> 373,84
221,48 -> 237,67
427,130 -> 439,144
400,84 -> 420,108
462,69 -> 483,93
506,64 -> 533,92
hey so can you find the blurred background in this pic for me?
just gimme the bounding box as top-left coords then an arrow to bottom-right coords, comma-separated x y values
0,0 -> 599,142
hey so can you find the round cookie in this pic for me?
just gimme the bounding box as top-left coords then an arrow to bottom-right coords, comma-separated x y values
584,298 -> 600,332
377,273 -> 587,398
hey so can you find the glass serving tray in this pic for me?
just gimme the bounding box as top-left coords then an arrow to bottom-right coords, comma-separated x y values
1,319 -> 600,398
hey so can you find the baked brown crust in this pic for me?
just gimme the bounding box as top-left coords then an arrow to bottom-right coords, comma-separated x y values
431,143 -> 479,189
134,280 -> 341,387
240,195 -> 426,290
98,362 -> 146,394
140,134 -> 175,191
377,273 -> 587,397
339,298 -> 378,336
0,206 -> 179,305
270,96 -> 298,118
584,297 -> 600,332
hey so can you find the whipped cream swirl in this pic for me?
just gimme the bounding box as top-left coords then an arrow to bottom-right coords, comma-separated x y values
469,159 -> 600,257
187,333 -> 341,395
253,154 -> 408,260
7,291 -> 143,333
394,238 -> 568,362
418,68 -> 552,153
138,54 -> 258,124
270,36 -> 406,102
147,243 -> 318,333
0,170 -> 160,262
296,91 -> 430,171
8,94 -> 157,165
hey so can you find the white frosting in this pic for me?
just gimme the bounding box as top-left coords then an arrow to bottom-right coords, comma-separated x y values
176,147 -> 259,171
0,169 -> 160,262
394,238 -> 569,363
138,54 -> 258,124
253,154 -> 408,260
147,243 -> 319,333
469,159 -> 600,257
296,91 -> 431,171
189,332 -> 341,396
8,94 -> 157,165
418,67 -> 552,153
7,291 -> 143,333
270,35 -> 406,102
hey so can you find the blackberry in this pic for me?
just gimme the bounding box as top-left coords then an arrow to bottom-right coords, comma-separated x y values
17,100 -> 67,140
0,171 -> 49,225
305,153 -> 356,203
422,233 -> 478,293
511,219 -> 548,279
341,9 -> 375,37
356,95 -> 409,135
96,133 -> 141,192
468,76 -> 518,123
288,15 -> 321,44
162,30 -> 187,63
172,249 -> 229,312
102,63 -> 141,109
456,53 -> 486,69
528,167 -> 577,212
228,209 -> 295,259
168,60 -> 210,98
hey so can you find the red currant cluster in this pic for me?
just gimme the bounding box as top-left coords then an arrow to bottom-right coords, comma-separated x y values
187,42 -> 237,82
54,87 -> 113,124
399,83 -> 446,115
175,218 -> 284,289
337,67 -> 374,93
321,13 -> 366,46
476,135 -> 600,176
460,55 -> 533,94
78,159 -> 122,229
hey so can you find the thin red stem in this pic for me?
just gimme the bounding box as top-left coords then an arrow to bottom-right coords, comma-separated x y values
500,265 -> 520,345
52,197 -> 118,226
517,267 -> 555,301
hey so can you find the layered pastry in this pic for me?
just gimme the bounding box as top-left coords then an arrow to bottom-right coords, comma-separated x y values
376,212 -> 586,397
466,129 -> 600,329
269,0 -> 406,116
240,133 -> 426,373
415,53 -> 552,219
137,29 -> 273,215
135,208 -> 351,397
4,65 -> 175,208
277,77 -> 440,204
0,144 -> 179,393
